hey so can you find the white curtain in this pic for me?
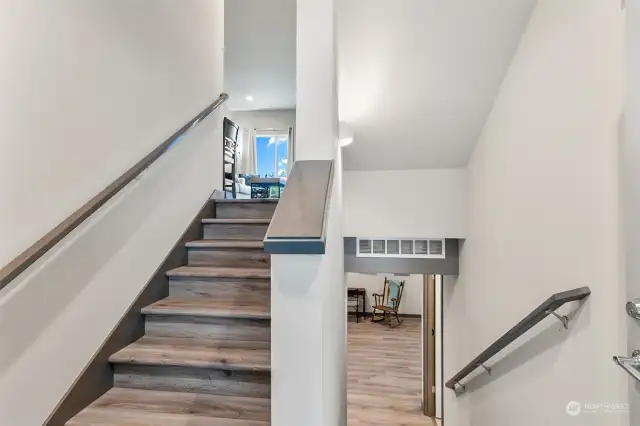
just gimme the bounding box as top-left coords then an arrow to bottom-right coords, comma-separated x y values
237,127 -> 256,175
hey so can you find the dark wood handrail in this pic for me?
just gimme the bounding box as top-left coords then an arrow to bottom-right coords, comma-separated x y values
445,286 -> 591,391
263,160 -> 334,254
0,93 -> 229,291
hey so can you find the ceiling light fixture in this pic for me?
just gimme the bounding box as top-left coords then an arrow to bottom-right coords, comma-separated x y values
245,95 -> 254,101
339,121 -> 354,147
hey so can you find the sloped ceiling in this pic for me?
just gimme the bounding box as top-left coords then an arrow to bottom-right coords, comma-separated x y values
224,0 -> 536,170
338,0 -> 536,170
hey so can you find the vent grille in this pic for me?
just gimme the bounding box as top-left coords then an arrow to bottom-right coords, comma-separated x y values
415,240 -> 429,255
429,240 -> 443,256
372,240 -> 385,254
358,239 -> 371,254
356,238 -> 446,259
387,240 -> 400,255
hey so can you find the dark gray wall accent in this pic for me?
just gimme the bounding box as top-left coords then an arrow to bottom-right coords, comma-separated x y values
264,239 -> 326,254
344,238 -> 460,275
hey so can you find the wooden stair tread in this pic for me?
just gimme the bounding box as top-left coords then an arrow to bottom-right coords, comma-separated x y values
109,336 -> 271,371
166,266 -> 270,279
186,240 -> 264,249
67,388 -> 270,425
142,297 -> 270,319
67,407 -> 268,426
202,218 -> 271,224
66,197 -> 274,425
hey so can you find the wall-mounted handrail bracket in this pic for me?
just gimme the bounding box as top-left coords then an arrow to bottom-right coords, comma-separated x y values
479,363 -> 492,376
614,350 -> 640,383
545,309 -> 569,329
445,287 -> 591,393
453,382 -> 466,394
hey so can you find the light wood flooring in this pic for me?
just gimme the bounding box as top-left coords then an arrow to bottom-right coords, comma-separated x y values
348,317 -> 441,426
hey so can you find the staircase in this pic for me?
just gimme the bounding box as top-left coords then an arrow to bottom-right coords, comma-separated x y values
67,199 -> 277,426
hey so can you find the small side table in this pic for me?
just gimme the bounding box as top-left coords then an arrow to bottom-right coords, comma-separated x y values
347,287 -> 366,323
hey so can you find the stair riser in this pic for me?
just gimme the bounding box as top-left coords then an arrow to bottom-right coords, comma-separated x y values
169,277 -> 270,300
215,203 -> 277,219
114,364 -> 270,399
188,248 -> 270,269
145,314 -> 271,342
203,223 -> 269,240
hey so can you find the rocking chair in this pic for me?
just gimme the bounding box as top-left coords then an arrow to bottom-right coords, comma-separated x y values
371,278 -> 405,327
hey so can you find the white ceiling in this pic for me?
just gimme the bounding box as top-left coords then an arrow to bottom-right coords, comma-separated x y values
224,0 -> 296,111
224,0 -> 536,169
339,0 -> 536,170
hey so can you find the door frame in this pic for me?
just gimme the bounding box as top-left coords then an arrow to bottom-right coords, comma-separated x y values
423,274 -> 436,417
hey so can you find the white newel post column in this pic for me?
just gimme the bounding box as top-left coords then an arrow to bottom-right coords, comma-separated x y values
295,0 -> 338,162
270,0 -> 346,425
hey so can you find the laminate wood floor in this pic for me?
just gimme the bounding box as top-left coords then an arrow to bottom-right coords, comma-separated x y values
348,317 -> 441,426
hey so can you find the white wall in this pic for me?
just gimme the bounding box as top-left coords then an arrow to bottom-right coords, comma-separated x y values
0,0 -> 224,268
446,1 -> 627,426
346,273 -> 422,315
337,0 -> 537,171
224,0 -> 296,111
342,169 -> 467,238
442,274 -> 470,426
0,2 -> 225,425
624,1 -> 640,423
230,109 -> 296,131
271,161 -> 345,426
271,0 -> 346,424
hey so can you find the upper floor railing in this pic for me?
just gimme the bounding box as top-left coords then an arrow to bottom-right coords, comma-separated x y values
0,93 -> 229,291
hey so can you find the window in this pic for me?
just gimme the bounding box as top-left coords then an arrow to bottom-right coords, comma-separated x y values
256,132 -> 289,177
356,238 -> 446,259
